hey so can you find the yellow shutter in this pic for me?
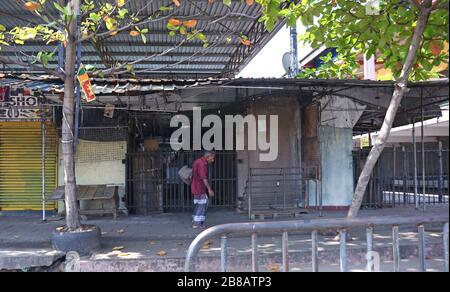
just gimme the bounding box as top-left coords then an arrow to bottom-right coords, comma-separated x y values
0,122 -> 57,211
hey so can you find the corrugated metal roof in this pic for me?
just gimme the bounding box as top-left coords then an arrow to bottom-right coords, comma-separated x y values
0,0 -> 279,79
2,73 -> 448,96
0,73 -> 235,94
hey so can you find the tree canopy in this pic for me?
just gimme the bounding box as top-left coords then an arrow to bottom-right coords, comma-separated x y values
257,0 -> 449,80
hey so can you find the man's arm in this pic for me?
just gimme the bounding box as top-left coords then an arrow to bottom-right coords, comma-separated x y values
202,178 -> 214,197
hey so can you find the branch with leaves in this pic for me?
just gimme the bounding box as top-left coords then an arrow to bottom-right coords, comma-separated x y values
0,0 -> 258,78
255,0 -> 448,80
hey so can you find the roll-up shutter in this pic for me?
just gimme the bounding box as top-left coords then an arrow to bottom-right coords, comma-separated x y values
0,122 -> 57,211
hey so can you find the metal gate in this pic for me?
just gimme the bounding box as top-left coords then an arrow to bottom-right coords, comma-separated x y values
354,146 -> 449,208
126,151 -> 237,214
0,122 -> 58,211
241,167 -> 320,219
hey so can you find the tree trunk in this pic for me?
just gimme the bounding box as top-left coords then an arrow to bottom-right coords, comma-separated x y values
347,3 -> 433,218
62,0 -> 80,231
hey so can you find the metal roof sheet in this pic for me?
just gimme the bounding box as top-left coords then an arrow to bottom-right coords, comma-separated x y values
2,73 -> 448,95
0,0 -> 281,78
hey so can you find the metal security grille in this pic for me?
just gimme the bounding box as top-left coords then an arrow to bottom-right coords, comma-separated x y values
354,146 -> 449,208
242,167 -> 320,219
126,151 -> 237,214
0,122 -> 57,211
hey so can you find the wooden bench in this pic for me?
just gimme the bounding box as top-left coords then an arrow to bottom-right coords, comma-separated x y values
49,185 -> 119,219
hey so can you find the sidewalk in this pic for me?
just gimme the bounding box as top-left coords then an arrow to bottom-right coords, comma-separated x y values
0,206 -> 448,271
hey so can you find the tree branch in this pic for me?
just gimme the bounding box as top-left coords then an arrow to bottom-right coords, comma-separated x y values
14,0 -> 63,31
116,33 -> 231,75
348,3 -> 433,218
78,1 -> 176,43
91,11 -> 253,76
431,0 -> 447,10
410,0 -> 422,10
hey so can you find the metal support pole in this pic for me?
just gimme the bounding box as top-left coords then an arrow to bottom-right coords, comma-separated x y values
413,118 -> 419,209
438,141 -> 443,204
319,180 -> 323,217
251,233 -> 258,272
318,105 -> 323,217
74,11 -> 82,153
393,226 -> 400,272
366,226 -> 374,272
315,180 -> 318,213
289,25 -> 299,77
312,230 -> 319,272
221,235 -> 228,272
58,44 -> 64,75
393,146 -> 396,205
444,223 -> 449,272
402,146 -> 408,204
248,172 -> 252,219
283,169 -> 286,208
418,225 -> 426,272
340,229 -> 347,272
421,89 -> 426,211
41,122 -> 46,222
282,231 -> 289,272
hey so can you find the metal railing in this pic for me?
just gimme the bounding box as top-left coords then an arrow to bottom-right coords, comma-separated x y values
185,213 -> 449,272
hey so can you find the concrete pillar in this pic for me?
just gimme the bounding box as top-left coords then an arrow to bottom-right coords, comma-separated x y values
318,126 -> 354,207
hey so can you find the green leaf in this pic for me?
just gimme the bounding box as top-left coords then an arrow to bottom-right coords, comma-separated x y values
105,17 -> 118,31
223,0 -> 232,7
36,52 -> 42,63
421,60 -> 433,71
378,36 -> 387,48
118,9 -> 129,18
196,33 -> 207,41
0,24 -> 6,32
167,23 -> 180,31
53,2 -> 65,14
159,6 -> 173,11
89,13 -> 101,22
365,46 -> 377,60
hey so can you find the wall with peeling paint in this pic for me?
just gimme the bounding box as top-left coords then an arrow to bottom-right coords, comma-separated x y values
319,126 -> 354,207
236,98 -> 302,209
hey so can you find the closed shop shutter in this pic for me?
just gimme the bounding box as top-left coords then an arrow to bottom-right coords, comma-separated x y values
0,122 -> 57,211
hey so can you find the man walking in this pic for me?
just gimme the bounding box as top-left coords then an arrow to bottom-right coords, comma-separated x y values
191,151 -> 215,229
